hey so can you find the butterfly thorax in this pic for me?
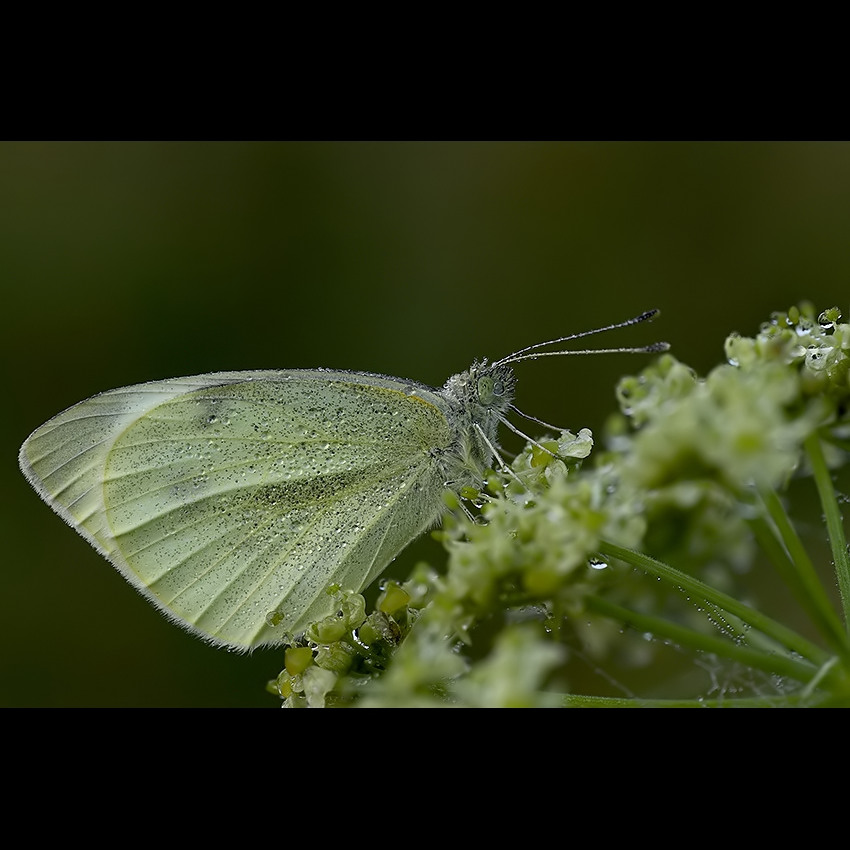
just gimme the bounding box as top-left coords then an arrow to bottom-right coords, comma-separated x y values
435,360 -> 516,486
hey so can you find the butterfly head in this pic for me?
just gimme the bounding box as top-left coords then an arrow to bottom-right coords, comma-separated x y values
472,361 -> 516,412
442,360 -> 516,426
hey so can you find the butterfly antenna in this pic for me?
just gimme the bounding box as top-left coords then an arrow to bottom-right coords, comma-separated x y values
494,309 -> 669,366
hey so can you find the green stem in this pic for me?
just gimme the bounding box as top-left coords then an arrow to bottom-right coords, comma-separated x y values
820,433 -> 850,454
747,514 -> 842,644
758,486 -> 850,661
545,693 -> 820,708
586,594 -> 820,685
598,539 -> 831,668
805,431 -> 850,632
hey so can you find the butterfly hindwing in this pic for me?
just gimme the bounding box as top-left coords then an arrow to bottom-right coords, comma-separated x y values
21,371 -> 455,648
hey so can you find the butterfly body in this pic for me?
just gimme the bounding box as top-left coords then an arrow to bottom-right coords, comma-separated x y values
19,364 -> 515,649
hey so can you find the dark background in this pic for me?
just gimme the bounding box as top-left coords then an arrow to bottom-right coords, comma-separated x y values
2,142 -> 848,706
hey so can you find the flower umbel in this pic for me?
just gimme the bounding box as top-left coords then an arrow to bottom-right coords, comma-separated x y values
270,304 -> 850,707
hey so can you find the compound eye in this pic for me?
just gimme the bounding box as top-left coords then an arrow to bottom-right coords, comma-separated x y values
477,376 -> 495,405
493,380 -> 504,396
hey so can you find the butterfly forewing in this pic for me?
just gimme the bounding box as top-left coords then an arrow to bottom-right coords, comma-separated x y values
20,371 -> 455,649
20,375 -> 242,556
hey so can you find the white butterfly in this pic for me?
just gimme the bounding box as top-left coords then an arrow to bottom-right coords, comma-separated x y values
19,312 -> 665,650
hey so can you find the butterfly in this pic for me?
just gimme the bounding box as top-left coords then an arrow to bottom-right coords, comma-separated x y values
19,310 -> 666,650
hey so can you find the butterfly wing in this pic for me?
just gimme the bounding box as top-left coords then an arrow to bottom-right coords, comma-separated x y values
19,370 -> 455,649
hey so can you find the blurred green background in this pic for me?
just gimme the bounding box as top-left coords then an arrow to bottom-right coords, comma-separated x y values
2,142 -> 848,706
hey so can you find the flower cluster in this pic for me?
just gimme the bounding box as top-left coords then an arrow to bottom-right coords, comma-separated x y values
270,305 -> 850,707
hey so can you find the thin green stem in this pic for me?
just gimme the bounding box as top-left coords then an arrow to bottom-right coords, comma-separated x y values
758,486 -> 850,661
805,431 -> 850,631
747,514 -> 843,644
598,539 -> 831,668
545,693 -> 818,708
586,594 -> 820,684
820,432 -> 850,454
